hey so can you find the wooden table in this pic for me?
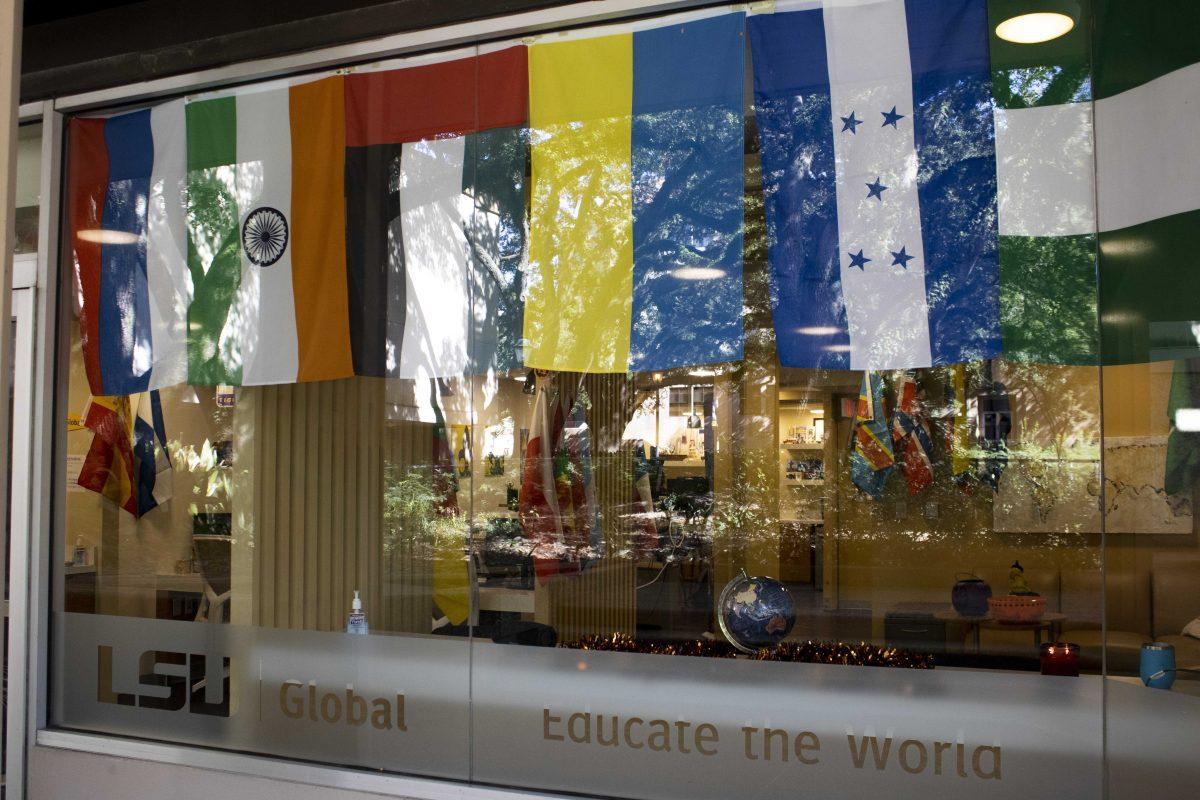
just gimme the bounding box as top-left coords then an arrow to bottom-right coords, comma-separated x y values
934,609 -> 1067,653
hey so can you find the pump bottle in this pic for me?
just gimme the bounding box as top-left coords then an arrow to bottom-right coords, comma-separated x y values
346,590 -> 369,634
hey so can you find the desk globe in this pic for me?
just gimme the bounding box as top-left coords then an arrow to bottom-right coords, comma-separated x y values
718,571 -> 796,653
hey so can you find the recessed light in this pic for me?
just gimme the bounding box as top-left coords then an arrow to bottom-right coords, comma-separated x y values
1177,408 -> 1200,432
77,229 -> 139,245
671,267 -> 726,280
996,12 -> 1074,44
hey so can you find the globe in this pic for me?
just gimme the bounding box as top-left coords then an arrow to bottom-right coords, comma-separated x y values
718,572 -> 796,653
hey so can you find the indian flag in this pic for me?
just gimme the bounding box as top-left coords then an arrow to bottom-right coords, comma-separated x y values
69,77 -> 354,392
524,13 -> 746,373
992,1 -> 1200,366
185,76 -> 353,386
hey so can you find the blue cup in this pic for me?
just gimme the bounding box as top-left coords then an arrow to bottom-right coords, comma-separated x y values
1141,642 -> 1176,689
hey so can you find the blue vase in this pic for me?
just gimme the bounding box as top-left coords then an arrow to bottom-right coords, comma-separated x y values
952,574 -> 992,617
1141,642 -> 1176,689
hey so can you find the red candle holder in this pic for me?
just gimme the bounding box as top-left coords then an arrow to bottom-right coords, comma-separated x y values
1040,642 -> 1080,677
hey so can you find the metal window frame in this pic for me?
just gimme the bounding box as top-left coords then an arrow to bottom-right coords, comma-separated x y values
13,2 -> 735,798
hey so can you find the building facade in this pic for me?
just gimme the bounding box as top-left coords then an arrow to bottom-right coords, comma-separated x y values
6,1 -> 1200,798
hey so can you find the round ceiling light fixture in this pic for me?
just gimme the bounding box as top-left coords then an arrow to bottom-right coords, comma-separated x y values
995,11 -> 1074,43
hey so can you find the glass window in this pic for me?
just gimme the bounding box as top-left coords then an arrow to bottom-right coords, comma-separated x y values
48,2 -> 1200,798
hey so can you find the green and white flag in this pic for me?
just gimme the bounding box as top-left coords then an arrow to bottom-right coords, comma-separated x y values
990,0 -> 1200,366
990,0 -> 1097,365
1093,3 -> 1200,364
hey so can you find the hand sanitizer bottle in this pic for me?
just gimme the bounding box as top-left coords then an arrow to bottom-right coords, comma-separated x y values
347,590 -> 368,634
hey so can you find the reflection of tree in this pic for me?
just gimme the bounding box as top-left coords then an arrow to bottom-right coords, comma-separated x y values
464,126 -> 527,373
382,464 -> 467,559
526,117 -> 635,371
992,65 -> 1090,110
186,160 -> 244,384
630,106 -> 744,366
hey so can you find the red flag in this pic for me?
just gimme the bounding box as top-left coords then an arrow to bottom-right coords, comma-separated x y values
891,373 -> 934,495
519,374 -> 577,583
77,395 -> 139,516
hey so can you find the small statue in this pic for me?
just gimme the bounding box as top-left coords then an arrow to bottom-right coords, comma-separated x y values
1008,560 -> 1036,596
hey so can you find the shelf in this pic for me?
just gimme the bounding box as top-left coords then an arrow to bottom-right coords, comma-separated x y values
781,443 -> 823,451
783,479 -> 824,486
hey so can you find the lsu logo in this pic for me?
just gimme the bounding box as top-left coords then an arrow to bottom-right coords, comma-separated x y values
97,645 -> 234,717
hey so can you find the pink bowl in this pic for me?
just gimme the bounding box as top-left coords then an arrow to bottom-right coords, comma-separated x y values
988,594 -> 1046,623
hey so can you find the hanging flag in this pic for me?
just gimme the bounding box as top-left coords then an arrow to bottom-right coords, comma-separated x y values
519,373 -> 563,583
988,1 -> 1097,366
750,1 -> 1000,370
1090,4 -> 1200,365
993,3 -> 1200,366
77,395 -> 139,515
891,372 -> 934,495
68,112 -> 156,397
78,391 -> 171,517
132,390 -> 173,514
851,372 -> 894,499
465,125 -> 527,376
343,47 -> 528,380
146,101 -> 191,390
519,373 -> 591,583
948,363 -> 973,480
524,13 -> 745,373
70,78 -> 355,391
290,77 -> 356,383
429,380 -> 469,625
185,77 -> 354,387
560,388 -> 602,562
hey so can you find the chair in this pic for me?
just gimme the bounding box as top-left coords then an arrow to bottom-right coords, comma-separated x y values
1151,555 -> 1200,668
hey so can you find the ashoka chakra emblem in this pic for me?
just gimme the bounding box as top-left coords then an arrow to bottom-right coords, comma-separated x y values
242,207 -> 288,266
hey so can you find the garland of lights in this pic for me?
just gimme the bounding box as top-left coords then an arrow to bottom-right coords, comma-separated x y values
563,633 -> 935,669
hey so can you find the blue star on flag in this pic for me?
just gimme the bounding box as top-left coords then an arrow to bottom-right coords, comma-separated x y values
890,246 -> 914,269
881,106 -> 905,128
866,177 -> 888,201
848,249 -> 871,270
840,111 -> 862,133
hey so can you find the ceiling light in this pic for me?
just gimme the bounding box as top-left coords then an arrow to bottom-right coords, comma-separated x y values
1177,409 -> 1200,432
796,326 -> 840,336
996,12 -> 1074,44
671,267 -> 726,280
688,368 -> 717,377
77,229 -> 139,245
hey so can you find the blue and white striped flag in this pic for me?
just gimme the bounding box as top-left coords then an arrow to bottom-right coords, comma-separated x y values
750,0 -> 1000,370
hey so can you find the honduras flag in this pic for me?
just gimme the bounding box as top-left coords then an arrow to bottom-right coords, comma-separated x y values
749,0 -> 1000,370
